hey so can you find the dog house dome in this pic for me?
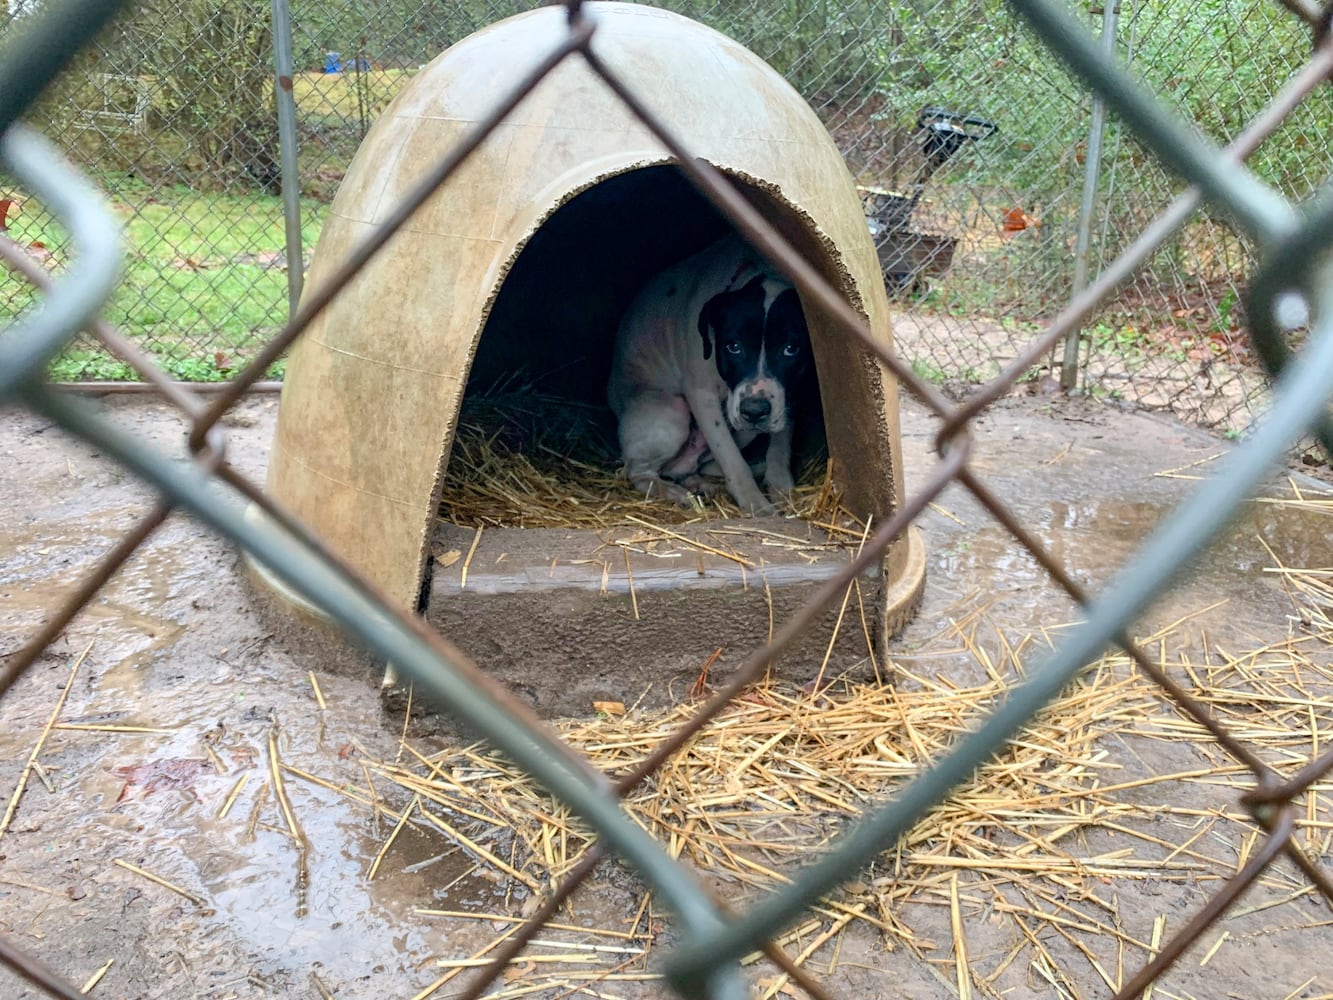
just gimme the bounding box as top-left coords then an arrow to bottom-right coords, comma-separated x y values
263,1 -> 924,638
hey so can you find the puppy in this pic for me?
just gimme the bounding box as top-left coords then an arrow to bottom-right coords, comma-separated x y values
607,235 -> 811,514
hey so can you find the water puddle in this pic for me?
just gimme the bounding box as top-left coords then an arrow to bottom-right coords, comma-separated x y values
911,489 -> 1330,679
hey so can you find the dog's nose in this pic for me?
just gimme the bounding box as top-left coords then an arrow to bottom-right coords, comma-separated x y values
740,397 -> 771,424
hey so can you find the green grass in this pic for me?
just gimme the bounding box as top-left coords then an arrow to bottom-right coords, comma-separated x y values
2,180 -> 324,382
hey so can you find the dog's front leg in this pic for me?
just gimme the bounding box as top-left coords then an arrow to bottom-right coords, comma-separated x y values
763,426 -> 795,501
684,387 -> 774,515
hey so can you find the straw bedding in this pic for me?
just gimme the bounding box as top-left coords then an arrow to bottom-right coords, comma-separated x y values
437,389 -> 837,530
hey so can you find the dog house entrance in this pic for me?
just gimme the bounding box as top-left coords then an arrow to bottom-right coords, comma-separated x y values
439,164 -> 828,529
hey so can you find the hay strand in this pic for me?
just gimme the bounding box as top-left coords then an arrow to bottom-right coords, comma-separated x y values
0,639 -> 93,843
112,858 -> 207,908
80,958 -> 114,994
268,727 -> 310,916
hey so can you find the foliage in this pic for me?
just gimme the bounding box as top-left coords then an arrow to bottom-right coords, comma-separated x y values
287,0 -> 530,71
140,0 -> 279,191
19,0 -> 280,192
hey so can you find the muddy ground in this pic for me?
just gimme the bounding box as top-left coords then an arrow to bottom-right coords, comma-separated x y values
0,389 -> 1330,1000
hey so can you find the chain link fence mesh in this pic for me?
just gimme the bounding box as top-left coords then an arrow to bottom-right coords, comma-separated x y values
3,0 -> 1330,447
3,0 -> 1333,996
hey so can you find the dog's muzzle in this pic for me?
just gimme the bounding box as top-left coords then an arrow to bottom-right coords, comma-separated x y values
729,382 -> 786,433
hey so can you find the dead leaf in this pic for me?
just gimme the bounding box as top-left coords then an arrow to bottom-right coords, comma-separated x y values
593,700 -> 626,716
24,241 -> 52,266
1001,206 -> 1039,232
0,197 -> 16,230
110,759 -> 210,801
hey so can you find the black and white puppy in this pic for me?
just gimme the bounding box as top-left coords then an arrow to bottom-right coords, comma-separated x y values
607,235 -> 811,514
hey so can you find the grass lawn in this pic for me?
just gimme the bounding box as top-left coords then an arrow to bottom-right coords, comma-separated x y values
2,180 -> 327,382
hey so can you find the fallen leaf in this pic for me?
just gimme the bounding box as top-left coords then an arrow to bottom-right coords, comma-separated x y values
0,197 -> 16,230
24,242 -> 52,266
1001,206 -> 1039,232
110,759 -> 210,801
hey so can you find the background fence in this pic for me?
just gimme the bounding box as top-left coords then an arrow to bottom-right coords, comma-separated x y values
2,0 -> 1329,445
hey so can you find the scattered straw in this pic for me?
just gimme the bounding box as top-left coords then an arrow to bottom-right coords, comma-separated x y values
274,492 -> 1333,997
217,773 -> 248,819
80,957 -> 114,994
268,727 -> 310,916
622,547 -> 639,621
949,872 -> 973,1000
367,794 -> 418,881
0,877 -> 64,898
1198,929 -> 1228,967
460,526 -> 484,589
112,858 -> 208,908
1153,452 -> 1226,479
623,516 -> 757,568
308,670 -> 327,711
0,639 -> 93,843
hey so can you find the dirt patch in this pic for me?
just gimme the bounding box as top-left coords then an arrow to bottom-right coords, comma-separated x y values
0,391 -> 1330,998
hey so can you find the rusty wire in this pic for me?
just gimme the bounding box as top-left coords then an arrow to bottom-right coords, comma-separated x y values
3,0 -> 1333,996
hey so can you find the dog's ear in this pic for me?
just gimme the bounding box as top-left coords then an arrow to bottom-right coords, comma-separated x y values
699,277 -> 765,360
697,294 -> 721,360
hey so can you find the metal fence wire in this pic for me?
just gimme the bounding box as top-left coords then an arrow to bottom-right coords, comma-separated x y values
2,0 -> 1333,998
4,0 -> 1333,450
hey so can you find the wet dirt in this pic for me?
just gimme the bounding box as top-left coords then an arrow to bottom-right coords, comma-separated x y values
0,391 -> 1330,999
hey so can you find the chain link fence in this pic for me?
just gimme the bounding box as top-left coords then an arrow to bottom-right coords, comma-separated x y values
2,0 -> 1330,447
4,0 -> 1333,996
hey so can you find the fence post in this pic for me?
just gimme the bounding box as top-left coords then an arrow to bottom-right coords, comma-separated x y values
1060,1 -> 1121,390
271,0 -> 304,319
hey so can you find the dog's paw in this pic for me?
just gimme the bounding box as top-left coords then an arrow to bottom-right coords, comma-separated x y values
635,476 -> 696,507
680,474 -> 724,499
764,468 -> 795,498
735,492 -> 776,516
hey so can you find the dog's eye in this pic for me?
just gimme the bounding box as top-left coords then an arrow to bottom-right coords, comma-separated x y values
782,344 -> 800,357
724,342 -> 742,355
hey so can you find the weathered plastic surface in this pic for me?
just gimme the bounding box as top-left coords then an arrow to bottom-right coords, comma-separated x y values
264,2 -> 921,635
